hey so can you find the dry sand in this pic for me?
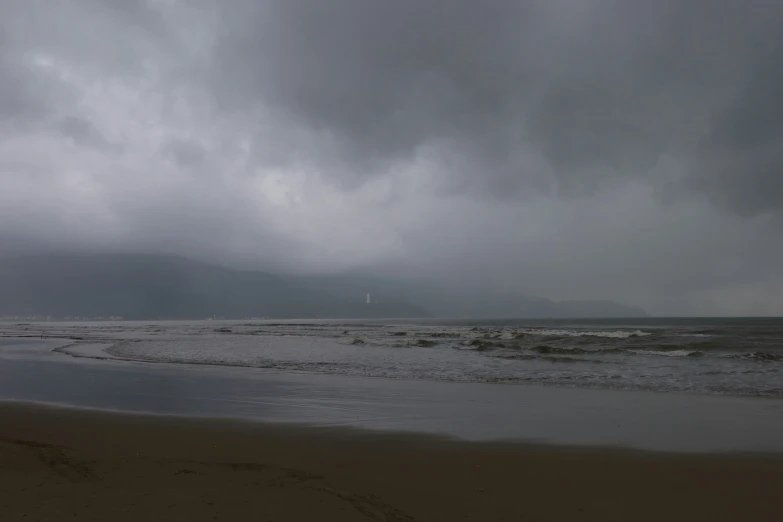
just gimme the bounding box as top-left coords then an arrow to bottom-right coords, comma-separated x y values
1,401 -> 782,521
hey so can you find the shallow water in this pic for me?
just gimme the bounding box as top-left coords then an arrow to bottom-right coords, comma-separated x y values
1,337 -> 783,453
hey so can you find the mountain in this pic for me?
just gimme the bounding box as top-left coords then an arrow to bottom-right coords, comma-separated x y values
0,254 -> 430,320
296,273 -> 648,319
0,253 -> 647,320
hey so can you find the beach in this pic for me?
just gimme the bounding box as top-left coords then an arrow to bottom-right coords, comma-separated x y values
2,320 -> 783,520
3,401 -> 783,522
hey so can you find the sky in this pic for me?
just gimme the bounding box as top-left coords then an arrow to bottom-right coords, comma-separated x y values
1,0 -> 782,316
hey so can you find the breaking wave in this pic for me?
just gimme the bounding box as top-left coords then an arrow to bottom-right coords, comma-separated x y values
728,352 -> 783,362
630,349 -> 705,358
521,329 -> 651,339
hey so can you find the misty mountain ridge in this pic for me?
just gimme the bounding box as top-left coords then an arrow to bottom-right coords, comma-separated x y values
297,273 -> 647,319
0,254 -> 428,320
0,254 -> 646,320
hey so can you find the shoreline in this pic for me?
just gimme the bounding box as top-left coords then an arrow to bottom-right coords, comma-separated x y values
3,349 -> 783,453
2,401 -> 783,521
5,397 -> 783,459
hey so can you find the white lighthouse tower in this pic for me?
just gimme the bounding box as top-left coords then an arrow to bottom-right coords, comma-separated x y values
366,293 -> 371,304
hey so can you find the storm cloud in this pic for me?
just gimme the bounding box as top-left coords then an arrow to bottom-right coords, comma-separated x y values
1,0 -> 782,315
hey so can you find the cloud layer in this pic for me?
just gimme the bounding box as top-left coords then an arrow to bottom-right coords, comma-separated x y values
1,0 -> 783,315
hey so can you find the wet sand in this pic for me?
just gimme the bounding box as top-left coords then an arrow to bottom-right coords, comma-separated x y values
2,402 -> 782,521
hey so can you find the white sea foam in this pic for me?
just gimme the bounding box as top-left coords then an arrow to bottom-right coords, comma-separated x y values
56,343 -> 120,359
521,329 -> 651,339
629,349 -> 702,358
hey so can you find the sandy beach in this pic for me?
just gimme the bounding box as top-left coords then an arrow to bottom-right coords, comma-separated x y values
2,401 -> 782,522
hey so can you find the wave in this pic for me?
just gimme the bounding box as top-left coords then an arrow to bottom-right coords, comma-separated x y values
630,349 -> 705,358
728,352 -> 783,362
498,353 -> 610,364
520,328 -> 650,339
532,345 -> 588,355
465,339 -> 505,351
529,344 -> 704,358
54,337 -> 782,398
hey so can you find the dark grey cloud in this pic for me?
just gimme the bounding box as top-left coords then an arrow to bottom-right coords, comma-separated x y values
694,26 -> 783,214
0,55 -> 42,122
210,0 -> 783,205
161,138 -> 207,168
0,42 -> 65,127
55,116 -> 120,151
2,0 -> 783,315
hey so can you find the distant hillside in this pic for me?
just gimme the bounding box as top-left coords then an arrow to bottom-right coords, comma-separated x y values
0,254 -> 430,320
297,274 -> 648,319
0,254 -> 646,320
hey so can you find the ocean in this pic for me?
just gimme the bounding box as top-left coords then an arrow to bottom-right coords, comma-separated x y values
3,318 -> 783,452
3,317 -> 781,397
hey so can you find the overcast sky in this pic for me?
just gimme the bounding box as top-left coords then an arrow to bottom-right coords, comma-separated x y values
1,0 -> 782,315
